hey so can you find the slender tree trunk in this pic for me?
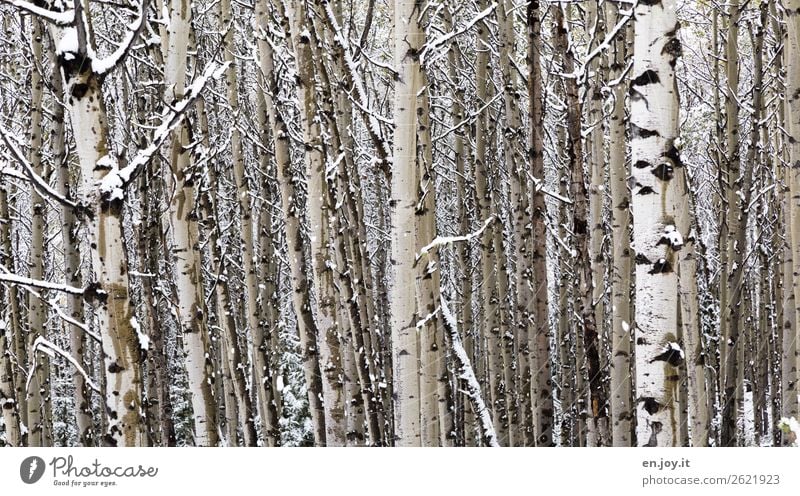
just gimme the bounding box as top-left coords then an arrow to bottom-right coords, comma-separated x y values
49,43 -> 92,446
586,0 -> 609,447
254,0 -> 326,445
608,8 -> 633,447
472,0 -> 506,445
786,0 -> 800,443
390,0 -> 425,446
163,0 -> 218,446
27,17 -> 52,447
286,0 -> 346,446
554,4 -> 606,447
721,0 -> 744,447
631,0 -> 683,447
527,0 -> 553,447
254,84 -> 284,447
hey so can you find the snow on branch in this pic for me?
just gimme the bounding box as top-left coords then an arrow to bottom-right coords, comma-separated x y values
441,295 -> 499,447
558,1 -> 636,81
321,1 -> 391,170
98,62 -> 230,200
0,0 -> 75,25
12,282 -> 100,343
421,2 -> 497,62
0,266 -> 85,295
28,336 -> 100,394
90,0 -> 149,76
0,125 -> 79,209
417,215 -> 496,261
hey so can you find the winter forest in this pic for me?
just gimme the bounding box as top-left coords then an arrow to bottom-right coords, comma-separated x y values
0,0 -> 799,448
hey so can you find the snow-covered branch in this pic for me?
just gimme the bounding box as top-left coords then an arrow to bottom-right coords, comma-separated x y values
0,0 -> 75,25
421,2 -> 497,62
417,215 -> 496,261
28,336 -> 100,394
90,0 -> 149,76
320,0 -> 391,169
98,62 -> 230,201
0,267 -> 85,295
441,295 -> 499,447
12,283 -> 100,343
0,126 -> 79,209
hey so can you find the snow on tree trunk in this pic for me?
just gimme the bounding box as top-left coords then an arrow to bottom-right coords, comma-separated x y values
49,46 -> 92,446
472,0 -> 505,446
65,68 -> 144,448
215,0 -> 260,447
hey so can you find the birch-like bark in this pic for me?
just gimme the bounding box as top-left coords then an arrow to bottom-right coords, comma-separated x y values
631,0 -> 684,447
527,0 -> 553,447
608,8 -> 632,447
212,0 -> 261,447
417,72 -> 452,446
57,15 -> 145,447
444,3 -> 476,447
27,17 -> 50,447
677,168 -> 709,447
391,0 -> 424,446
254,83 -> 283,447
0,180 -> 24,442
254,0 -> 326,444
286,0 -> 346,446
163,0 -> 218,446
497,0 -> 528,447
49,42 -> 92,446
586,0 -> 608,447
472,0 -> 505,445
554,4 -> 606,446
786,0 -> 800,440
721,0 -> 744,447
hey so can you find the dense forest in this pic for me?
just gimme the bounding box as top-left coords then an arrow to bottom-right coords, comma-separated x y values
0,0 -> 799,447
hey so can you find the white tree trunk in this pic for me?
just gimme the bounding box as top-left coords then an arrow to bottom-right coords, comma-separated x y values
163,0 -> 219,446
391,0 -> 424,446
631,0 -> 684,447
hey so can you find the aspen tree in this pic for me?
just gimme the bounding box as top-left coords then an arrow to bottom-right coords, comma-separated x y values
554,4 -> 606,446
721,0 -> 744,447
472,0 -> 507,445
786,0 -> 800,442
254,0 -> 326,444
49,42 -> 92,446
286,0 -> 346,446
527,0 -> 553,447
26,17 -> 50,447
608,10 -> 632,447
163,0 -> 218,446
631,0 -> 684,447
391,0 -> 425,447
